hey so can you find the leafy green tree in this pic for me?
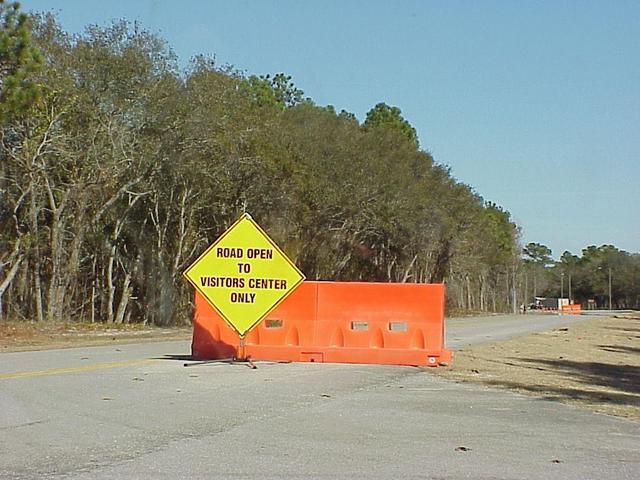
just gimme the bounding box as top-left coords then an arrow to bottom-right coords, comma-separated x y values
556,250 -> 580,301
523,242 -> 553,299
536,244 -> 640,310
338,109 -> 357,122
0,12 -> 551,324
0,0 -> 42,120
363,102 -> 419,148
469,202 -> 519,311
523,242 -> 552,265
243,72 -> 304,109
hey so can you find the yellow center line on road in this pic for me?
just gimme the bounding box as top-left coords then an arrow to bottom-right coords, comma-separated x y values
0,358 -> 158,380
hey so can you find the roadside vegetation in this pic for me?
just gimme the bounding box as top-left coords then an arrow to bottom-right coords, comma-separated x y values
432,314 -> 640,420
1,4 -> 638,326
523,243 -> 640,310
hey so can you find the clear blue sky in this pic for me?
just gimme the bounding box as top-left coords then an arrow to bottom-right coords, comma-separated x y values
23,0 -> 640,257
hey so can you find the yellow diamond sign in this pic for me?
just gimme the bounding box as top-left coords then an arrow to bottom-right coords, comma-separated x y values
183,213 -> 305,337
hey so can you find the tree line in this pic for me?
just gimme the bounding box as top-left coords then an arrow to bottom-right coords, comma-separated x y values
1,6 -> 636,325
523,243 -> 640,310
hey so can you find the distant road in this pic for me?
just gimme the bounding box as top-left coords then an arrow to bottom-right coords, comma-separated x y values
446,312 -> 600,348
1,313 -> 638,479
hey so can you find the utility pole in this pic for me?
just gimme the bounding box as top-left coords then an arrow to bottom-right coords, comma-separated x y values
608,267 -> 612,310
560,272 -> 564,313
598,265 -> 612,310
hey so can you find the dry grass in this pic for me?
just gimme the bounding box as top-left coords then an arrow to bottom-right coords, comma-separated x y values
431,315 -> 640,420
0,321 -> 191,352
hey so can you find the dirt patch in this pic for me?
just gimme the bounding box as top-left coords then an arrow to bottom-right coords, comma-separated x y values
0,321 -> 192,352
431,315 -> 640,420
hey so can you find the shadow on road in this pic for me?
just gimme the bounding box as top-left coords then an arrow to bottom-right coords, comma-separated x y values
603,326 -> 640,334
154,354 -> 196,361
599,345 -> 640,355
486,357 -> 640,406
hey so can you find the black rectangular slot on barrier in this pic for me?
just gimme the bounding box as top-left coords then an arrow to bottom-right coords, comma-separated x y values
265,319 -> 283,328
351,321 -> 368,331
388,321 -> 408,332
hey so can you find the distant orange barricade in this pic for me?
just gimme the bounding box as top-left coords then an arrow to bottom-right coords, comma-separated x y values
192,281 -> 451,367
561,303 -> 582,314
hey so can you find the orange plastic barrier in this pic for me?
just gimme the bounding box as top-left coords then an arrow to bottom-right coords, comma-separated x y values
561,303 -> 582,313
192,281 -> 451,367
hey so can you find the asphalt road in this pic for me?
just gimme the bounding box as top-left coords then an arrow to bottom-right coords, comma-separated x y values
1,314 -> 638,479
445,311 -> 602,348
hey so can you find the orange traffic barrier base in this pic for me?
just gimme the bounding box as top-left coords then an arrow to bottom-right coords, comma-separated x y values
561,303 -> 582,314
192,281 -> 451,367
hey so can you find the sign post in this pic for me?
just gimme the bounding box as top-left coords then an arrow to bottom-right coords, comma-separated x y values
183,213 -> 305,339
